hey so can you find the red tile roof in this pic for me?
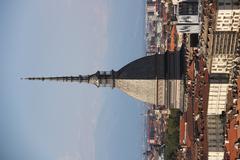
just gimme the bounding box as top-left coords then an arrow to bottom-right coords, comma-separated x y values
226,119 -> 238,160
178,51 -> 209,159
169,25 -> 177,52
180,116 -> 185,145
225,77 -> 240,159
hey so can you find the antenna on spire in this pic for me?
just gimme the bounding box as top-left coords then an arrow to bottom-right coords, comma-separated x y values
22,76 -> 86,82
22,71 -> 116,88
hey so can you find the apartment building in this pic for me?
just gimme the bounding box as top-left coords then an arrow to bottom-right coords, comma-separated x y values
216,0 -> 240,31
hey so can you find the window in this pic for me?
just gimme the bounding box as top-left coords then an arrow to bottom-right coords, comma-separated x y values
178,2 -> 198,15
218,2 -> 224,6
223,24 -> 231,26
233,2 -> 239,5
223,16 -> 232,19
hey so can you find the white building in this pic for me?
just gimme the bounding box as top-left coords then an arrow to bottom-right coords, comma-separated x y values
208,54 -> 232,115
176,24 -> 201,33
208,31 -> 237,114
206,36 -> 239,158
208,151 -> 224,160
173,0 -> 201,33
207,1 -> 239,158
207,83 -> 228,115
207,80 -> 227,159
207,50 -> 234,159
211,54 -> 233,74
216,0 -> 240,31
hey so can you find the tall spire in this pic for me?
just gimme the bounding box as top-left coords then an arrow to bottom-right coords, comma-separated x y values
24,70 -> 116,88
24,75 -> 88,82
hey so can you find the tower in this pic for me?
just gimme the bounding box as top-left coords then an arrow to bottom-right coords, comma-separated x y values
25,53 -> 184,107
25,70 -> 116,88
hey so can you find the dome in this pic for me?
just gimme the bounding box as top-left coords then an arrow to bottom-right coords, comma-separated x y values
114,53 -> 183,105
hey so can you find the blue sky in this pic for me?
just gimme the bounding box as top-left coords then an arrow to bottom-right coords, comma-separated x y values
0,0 -> 147,160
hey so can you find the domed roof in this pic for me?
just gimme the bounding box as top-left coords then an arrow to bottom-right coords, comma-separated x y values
116,53 -> 182,80
114,53 -> 183,105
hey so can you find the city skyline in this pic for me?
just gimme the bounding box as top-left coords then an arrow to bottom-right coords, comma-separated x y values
0,0 -> 147,160
2,0 -> 240,159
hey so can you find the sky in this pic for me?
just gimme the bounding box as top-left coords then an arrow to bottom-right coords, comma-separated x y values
0,0 -> 147,160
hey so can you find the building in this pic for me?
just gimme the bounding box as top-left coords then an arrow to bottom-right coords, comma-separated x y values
199,0 -> 217,69
207,31 -> 239,73
25,52 -> 184,108
199,0 -> 240,158
211,31 -> 239,56
207,81 -> 229,115
173,0 -> 201,33
206,31 -> 239,159
205,31 -> 239,159
216,0 -> 240,32
211,55 -> 234,74
208,115 -> 225,160
207,73 -> 229,159
207,31 -> 239,114
145,0 -> 162,54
